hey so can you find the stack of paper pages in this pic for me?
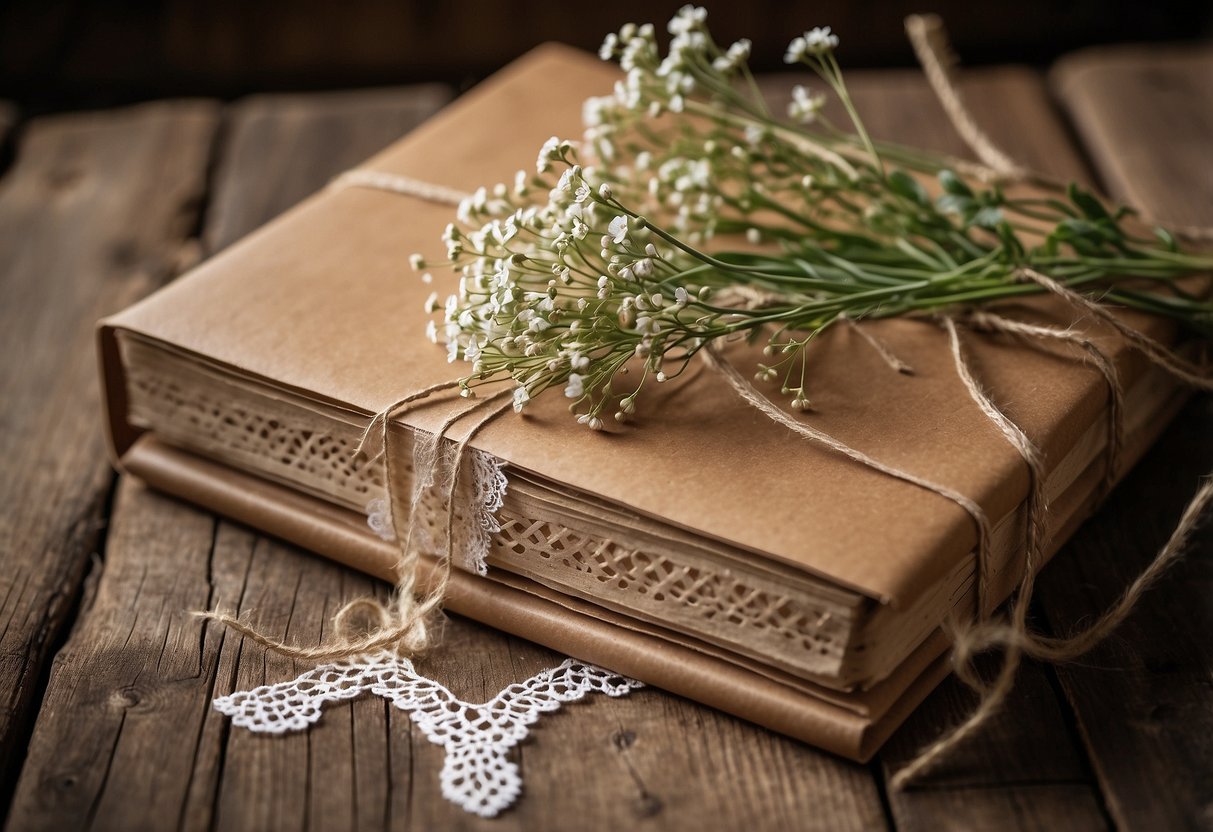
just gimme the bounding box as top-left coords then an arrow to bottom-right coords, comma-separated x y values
98,45 -> 1190,761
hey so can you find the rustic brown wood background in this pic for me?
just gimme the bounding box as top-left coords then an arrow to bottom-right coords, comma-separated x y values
1,43 -> 1211,832
3,0 -> 1208,108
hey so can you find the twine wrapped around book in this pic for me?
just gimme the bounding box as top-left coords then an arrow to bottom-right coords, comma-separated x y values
202,14 -> 1213,795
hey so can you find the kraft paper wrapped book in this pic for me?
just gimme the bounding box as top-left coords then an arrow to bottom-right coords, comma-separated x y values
97,44 -> 1191,761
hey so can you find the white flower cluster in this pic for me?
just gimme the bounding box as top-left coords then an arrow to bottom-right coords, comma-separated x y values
593,5 -> 765,128
424,142 -> 719,428
421,9 -> 877,428
785,27 -> 840,64
788,84 -> 826,124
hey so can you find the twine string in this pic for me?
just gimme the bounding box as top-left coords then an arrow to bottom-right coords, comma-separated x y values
1016,267 -> 1213,390
840,315 -> 916,375
907,13 -> 1213,245
963,309 -> 1124,492
888,318 -> 1049,788
904,14 -> 1027,180
198,385 -> 513,661
701,342 -> 997,614
330,169 -> 474,206
970,477 -> 1213,663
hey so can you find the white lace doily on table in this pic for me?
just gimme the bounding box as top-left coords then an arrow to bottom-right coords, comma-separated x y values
213,653 -> 643,818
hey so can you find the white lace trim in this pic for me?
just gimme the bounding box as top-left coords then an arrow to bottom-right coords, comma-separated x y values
213,653 -> 642,817
364,445 -> 509,577
365,497 -> 394,541
467,449 -> 508,576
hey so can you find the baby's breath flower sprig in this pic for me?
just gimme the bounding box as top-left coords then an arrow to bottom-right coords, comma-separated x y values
419,7 -> 1213,428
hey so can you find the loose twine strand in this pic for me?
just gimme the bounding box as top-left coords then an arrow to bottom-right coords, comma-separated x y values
905,12 -> 1213,247
961,309 -> 1124,493
330,169 -> 475,207
841,315 -> 915,375
198,384 -> 513,661
701,343 -> 998,611
887,317 -> 1050,788
905,14 -> 1028,180
202,22 -> 1213,788
197,179 -> 509,663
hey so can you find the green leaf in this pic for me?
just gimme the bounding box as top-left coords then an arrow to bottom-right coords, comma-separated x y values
936,194 -> 972,216
1067,182 -> 1110,221
938,169 -> 973,198
970,206 -> 1005,229
997,223 -> 1024,259
888,170 -> 929,207
1153,226 -> 1178,251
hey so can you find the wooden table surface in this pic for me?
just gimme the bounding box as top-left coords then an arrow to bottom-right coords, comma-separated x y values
1,45 -> 1210,832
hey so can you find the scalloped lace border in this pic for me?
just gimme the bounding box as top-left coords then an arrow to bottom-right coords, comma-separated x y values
213,652 -> 642,817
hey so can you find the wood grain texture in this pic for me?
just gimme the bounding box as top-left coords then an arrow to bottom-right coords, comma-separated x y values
2,86 -> 449,832
204,86 -> 452,253
3,0 -> 1205,105
1047,46 -> 1213,831
0,100 -> 218,798
1053,45 -> 1213,226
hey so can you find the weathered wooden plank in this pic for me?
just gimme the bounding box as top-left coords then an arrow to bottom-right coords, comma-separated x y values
3,87 -> 452,832
204,86 -> 452,253
889,783 -> 1109,832
208,524 -> 393,832
402,623 -> 888,832
1044,45 -> 1213,832
7,0 -> 1205,102
5,480 -> 232,830
0,100 -> 219,803
1053,45 -> 1213,229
